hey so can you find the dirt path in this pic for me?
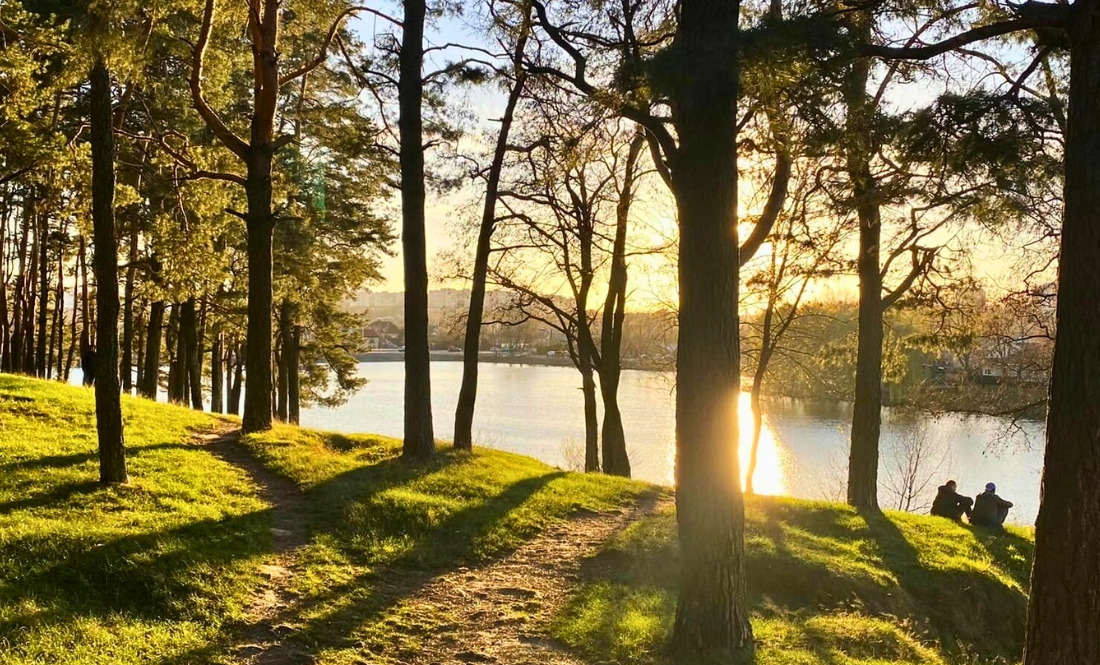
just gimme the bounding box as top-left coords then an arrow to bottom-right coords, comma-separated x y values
401,494 -> 666,665
196,429 -> 310,665
197,426 -> 664,665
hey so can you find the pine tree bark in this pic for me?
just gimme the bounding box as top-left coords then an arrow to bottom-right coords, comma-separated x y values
185,297 -> 202,410
453,9 -> 531,451
89,59 -> 127,484
844,13 -> 883,510
210,325 -> 223,414
288,325 -> 300,424
242,149 -> 275,431
228,344 -> 243,416
121,224 -> 139,393
167,303 -> 185,403
35,206 -> 48,378
79,235 -> 93,386
399,0 -> 435,459
22,196 -> 37,375
11,195 -> 31,374
51,227 -> 65,380
669,0 -> 753,656
1023,8 -> 1100,662
277,298 -> 292,421
0,191 -> 10,372
140,300 -> 164,399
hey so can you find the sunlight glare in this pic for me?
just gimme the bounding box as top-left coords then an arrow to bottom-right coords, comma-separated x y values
737,392 -> 786,495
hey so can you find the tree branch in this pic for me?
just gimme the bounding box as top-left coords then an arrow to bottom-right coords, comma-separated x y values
191,0 -> 249,159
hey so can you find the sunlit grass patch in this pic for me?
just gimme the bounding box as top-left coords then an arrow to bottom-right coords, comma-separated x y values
555,495 -> 1035,665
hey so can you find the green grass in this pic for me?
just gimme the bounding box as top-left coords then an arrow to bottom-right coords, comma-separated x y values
238,425 -> 650,663
0,375 -> 267,665
553,498 -> 1035,665
0,376 -> 648,665
0,375 -> 1037,665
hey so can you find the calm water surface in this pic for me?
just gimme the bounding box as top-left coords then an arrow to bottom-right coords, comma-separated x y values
301,361 -> 1045,525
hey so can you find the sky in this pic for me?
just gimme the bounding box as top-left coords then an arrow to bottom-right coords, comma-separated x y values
347,6 -> 1059,309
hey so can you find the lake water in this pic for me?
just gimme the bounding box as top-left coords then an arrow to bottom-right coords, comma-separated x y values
299,361 -> 1046,525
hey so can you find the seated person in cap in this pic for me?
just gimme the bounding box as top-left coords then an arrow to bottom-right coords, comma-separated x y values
931,479 -> 973,522
971,482 -> 1013,530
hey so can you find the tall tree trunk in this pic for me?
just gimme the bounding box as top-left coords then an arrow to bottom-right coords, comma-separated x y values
844,14 -> 883,510
22,197 -> 37,375
36,206 -> 49,378
167,303 -> 185,403
453,10 -> 531,451
89,59 -> 127,484
669,0 -> 752,656
0,191 -> 10,372
121,224 -> 138,393
242,150 -> 275,432
134,302 -> 145,389
399,0 -> 435,459
51,226 -> 65,380
140,300 -> 164,399
288,325 -> 300,424
186,297 -> 203,410
210,325 -> 223,414
579,340 -> 600,473
11,195 -> 30,374
65,266 -> 79,382
745,304 -> 774,496
598,132 -> 644,478
1023,11 -> 1100,663
228,343 -> 243,416
79,235 -> 93,386
277,298 -> 292,421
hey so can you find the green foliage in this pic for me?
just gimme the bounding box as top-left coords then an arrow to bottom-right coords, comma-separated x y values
554,498 -> 1034,665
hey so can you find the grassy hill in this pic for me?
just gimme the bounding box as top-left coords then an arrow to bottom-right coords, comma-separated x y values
0,375 -> 1033,664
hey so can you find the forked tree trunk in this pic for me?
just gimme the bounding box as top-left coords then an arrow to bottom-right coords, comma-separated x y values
844,16 -> 883,510
89,59 -> 127,484
1023,10 -> 1100,662
669,0 -> 752,656
140,300 -> 164,399
453,8 -> 531,451
399,0 -> 435,459
598,132 -> 644,478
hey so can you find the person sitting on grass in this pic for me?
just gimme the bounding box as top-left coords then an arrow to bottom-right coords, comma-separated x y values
930,479 -> 973,522
971,482 -> 1013,530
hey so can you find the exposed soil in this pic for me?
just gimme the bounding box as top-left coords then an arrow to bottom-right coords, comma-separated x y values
197,428 -> 311,665
198,425 -> 665,665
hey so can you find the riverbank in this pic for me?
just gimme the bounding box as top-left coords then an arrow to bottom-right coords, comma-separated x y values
355,350 -> 671,371
0,374 -> 1033,664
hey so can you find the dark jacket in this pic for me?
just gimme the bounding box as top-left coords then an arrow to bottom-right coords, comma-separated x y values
931,485 -> 972,520
972,491 -> 1013,525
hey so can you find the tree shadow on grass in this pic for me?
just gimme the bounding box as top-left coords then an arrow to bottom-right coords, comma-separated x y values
860,510 -> 1026,662
0,479 -> 100,514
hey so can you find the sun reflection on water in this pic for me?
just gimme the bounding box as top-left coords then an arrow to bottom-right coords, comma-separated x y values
737,392 -> 786,495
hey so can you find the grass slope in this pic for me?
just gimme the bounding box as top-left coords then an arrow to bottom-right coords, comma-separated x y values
554,499 -> 1034,665
0,375 -> 265,665
0,376 -> 1035,665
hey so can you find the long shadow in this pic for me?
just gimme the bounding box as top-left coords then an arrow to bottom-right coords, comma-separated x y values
0,480 -> 100,514
861,510 -> 1026,662
1,441 -> 224,473
972,527 -> 1034,590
